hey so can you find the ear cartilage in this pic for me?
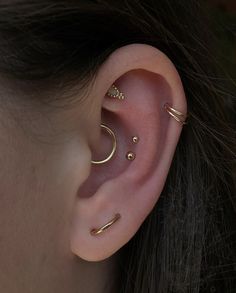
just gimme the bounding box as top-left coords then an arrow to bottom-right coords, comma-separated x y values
107,84 -> 125,100
126,151 -> 136,161
90,213 -> 121,236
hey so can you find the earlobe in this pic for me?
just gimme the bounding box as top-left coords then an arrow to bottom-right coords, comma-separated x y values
70,44 -> 188,262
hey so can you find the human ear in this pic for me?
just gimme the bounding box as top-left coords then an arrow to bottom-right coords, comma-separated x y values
70,44 -> 187,262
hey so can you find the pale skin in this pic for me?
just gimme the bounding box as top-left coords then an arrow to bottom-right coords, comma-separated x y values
0,44 -> 187,293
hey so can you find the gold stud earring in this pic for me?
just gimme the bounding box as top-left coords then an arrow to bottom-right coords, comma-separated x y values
91,124 -> 117,165
132,136 -> 139,143
126,151 -> 136,161
107,84 -> 125,100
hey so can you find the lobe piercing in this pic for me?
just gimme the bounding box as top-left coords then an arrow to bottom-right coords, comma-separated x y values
90,213 -> 121,236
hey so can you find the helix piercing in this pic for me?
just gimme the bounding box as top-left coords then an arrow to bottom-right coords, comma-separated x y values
91,124 -> 117,165
90,213 -> 121,236
164,103 -> 188,125
107,84 -> 125,100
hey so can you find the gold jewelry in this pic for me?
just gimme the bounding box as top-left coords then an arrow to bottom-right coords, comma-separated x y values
91,124 -> 117,165
126,151 -> 136,161
132,136 -> 139,143
164,103 -> 188,125
107,84 -> 125,100
90,213 -> 121,236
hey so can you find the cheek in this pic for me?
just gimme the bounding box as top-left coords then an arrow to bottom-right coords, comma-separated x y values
0,133 -> 88,276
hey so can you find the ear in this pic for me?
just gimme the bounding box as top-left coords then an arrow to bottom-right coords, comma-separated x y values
70,44 -> 187,262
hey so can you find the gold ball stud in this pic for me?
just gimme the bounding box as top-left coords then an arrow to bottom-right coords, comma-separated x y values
132,136 -> 139,143
126,151 -> 136,161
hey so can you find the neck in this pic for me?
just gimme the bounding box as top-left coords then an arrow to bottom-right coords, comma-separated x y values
74,252 -> 120,293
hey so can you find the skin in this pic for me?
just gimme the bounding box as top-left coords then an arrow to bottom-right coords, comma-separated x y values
0,44 -> 187,293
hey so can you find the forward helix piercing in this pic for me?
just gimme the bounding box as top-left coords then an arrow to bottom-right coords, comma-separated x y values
107,84 -> 125,100
90,213 -> 121,236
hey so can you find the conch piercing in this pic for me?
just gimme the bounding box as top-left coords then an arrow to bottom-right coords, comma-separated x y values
125,135 -> 139,161
132,136 -> 139,143
107,84 -> 125,100
164,103 -> 188,125
126,151 -> 136,161
90,213 -> 121,236
91,124 -> 117,165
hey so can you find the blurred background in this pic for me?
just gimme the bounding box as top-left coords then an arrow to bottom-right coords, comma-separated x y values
207,0 -> 236,80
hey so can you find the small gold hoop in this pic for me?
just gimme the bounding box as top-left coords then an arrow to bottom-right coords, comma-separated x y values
164,103 -> 188,125
90,213 -> 121,236
91,124 -> 117,165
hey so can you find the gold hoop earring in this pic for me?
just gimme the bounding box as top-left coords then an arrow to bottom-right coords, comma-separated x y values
91,124 -> 117,165
164,103 -> 188,125
90,213 -> 121,236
